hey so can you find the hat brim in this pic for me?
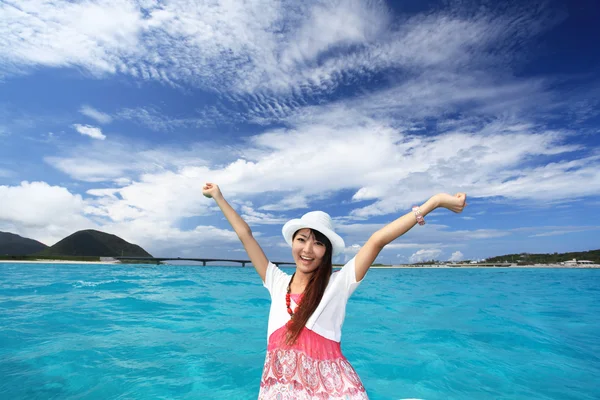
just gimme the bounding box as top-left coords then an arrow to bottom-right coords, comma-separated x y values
282,219 -> 345,256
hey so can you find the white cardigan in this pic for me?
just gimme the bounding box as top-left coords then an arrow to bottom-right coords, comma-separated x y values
262,257 -> 363,343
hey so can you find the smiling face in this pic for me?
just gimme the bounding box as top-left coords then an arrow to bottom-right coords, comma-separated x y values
292,228 -> 328,274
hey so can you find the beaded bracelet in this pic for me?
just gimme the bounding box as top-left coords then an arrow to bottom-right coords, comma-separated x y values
412,206 -> 425,226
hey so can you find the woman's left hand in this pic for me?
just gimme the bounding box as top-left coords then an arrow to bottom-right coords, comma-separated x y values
435,193 -> 467,213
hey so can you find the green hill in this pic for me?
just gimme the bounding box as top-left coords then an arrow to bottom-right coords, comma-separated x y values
486,249 -> 600,264
37,230 -> 152,258
0,231 -> 48,255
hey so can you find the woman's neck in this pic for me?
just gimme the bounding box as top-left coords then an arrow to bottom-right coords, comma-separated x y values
290,270 -> 313,293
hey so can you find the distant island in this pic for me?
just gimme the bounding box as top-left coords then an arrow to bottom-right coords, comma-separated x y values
408,249 -> 600,266
485,249 -> 600,265
0,231 -> 48,255
0,229 -> 152,261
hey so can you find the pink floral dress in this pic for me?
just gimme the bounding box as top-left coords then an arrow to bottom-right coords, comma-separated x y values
259,259 -> 369,399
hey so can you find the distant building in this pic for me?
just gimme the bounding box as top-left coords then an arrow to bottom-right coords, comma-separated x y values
565,259 -> 594,265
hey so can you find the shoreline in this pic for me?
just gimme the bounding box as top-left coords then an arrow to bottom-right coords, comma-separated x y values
371,263 -> 600,269
0,260 -> 598,268
0,260 -> 120,265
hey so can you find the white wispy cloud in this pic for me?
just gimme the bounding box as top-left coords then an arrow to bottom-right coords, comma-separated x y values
0,0 -> 560,99
46,120 -> 599,225
72,124 -> 106,140
0,0 -> 144,77
260,194 -> 310,211
453,229 -> 511,240
80,105 -> 113,124
238,204 -> 288,226
45,139 -> 212,182
2,0 -> 582,150
386,243 -> 449,250
338,220 -> 507,250
529,226 -> 600,237
116,107 -> 210,131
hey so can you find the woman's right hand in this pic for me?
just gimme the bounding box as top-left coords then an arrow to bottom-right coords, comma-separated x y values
202,182 -> 222,199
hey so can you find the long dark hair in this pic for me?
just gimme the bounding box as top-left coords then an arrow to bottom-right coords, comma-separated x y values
286,229 -> 333,345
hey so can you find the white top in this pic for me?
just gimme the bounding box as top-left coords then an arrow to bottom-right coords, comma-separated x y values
262,257 -> 363,343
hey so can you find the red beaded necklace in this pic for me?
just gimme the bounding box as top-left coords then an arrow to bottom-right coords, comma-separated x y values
286,273 -> 299,318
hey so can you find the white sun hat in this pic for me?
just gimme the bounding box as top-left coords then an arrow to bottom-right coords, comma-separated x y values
282,211 -> 345,256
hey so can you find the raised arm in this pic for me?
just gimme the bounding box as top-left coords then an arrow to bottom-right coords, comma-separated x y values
354,193 -> 467,281
202,183 -> 269,282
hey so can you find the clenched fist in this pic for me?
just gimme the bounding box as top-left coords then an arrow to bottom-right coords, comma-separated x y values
202,182 -> 223,199
435,193 -> 467,213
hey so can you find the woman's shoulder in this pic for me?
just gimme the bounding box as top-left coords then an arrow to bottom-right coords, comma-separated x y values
329,257 -> 356,282
268,262 -> 291,281
264,261 -> 291,291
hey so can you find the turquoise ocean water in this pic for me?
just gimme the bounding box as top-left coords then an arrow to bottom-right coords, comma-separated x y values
0,262 -> 598,400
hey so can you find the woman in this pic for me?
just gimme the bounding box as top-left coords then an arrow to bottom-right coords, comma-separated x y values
202,183 -> 466,399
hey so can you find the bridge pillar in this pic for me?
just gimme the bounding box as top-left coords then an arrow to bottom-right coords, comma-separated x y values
202,261 -> 206,266
242,262 -> 246,267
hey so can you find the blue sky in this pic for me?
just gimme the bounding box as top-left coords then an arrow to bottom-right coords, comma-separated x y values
1,0 -> 599,263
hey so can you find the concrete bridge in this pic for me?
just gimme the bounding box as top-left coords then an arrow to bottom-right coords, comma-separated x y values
115,257 -> 296,267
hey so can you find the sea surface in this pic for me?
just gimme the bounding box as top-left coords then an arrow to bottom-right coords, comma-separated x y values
0,262 -> 598,400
